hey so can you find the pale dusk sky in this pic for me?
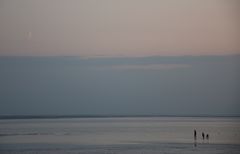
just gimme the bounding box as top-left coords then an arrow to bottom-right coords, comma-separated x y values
0,0 -> 239,57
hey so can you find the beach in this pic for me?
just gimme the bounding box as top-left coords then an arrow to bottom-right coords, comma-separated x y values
0,117 -> 240,154
1,142 -> 240,154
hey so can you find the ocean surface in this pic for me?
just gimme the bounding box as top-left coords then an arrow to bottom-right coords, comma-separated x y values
0,117 -> 240,154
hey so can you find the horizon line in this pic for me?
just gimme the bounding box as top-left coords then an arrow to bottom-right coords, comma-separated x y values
0,114 -> 240,120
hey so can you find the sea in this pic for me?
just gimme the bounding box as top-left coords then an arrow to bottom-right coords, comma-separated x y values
0,116 -> 240,154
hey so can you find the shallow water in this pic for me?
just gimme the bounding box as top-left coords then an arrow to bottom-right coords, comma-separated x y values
0,117 -> 240,153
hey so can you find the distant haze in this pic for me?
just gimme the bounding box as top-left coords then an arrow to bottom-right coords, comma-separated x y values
0,55 -> 239,115
0,0 -> 239,57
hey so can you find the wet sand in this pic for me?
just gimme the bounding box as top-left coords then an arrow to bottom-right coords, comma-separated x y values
1,117 -> 240,154
0,142 -> 240,154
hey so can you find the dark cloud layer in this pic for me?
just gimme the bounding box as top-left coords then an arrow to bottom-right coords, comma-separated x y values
0,55 -> 239,115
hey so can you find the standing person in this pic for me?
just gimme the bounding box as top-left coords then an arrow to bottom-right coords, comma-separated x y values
206,134 -> 209,141
202,132 -> 205,140
194,129 -> 197,140
193,129 -> 197,147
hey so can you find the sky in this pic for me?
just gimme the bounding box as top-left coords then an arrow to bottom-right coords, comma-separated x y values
0,0 -> 239,116
0,0 -> 239,57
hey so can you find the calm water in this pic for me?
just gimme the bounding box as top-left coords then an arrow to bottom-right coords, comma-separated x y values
0,117 -> 240,153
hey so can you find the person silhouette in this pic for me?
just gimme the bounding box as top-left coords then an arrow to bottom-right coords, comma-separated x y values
206,134 -> 209,140
193,129 -> 197,147
194,129 -> 197,140
202,132 -> 205,140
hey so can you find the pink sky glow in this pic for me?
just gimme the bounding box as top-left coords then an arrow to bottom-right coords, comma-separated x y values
0,0 -> 239,57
